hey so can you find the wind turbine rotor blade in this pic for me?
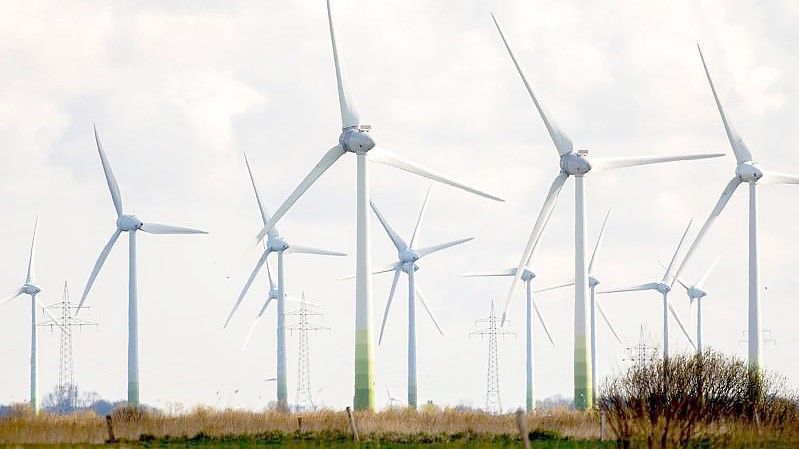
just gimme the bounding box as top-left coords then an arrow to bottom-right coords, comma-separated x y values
460,268 -> 516,277
0,289 -> 24,306
93,125 -> 124,216
26,215 -> 39,283
368,147 -> 503,202
696,254 -> 724,290
697,45 -> 753,163
502,172 -> 568,324
225,250 -> 271,328
671,177 -> 741,285
78,229 -> 122,309
657,260 -> 690,292
378,269 -> 402,345
326,0 -> 361,129
265,259 -> 275,290
588,208 -> 612,275
415,237 -> 474,258
339,262 -> 400,281
590,153 -> 725,173
369,201 -> 408,251
256,145 -> 347,242
532,299 -> 555,347
241,301 -> 272,352
533,279 -> 575,294
286,245 -> 346,256
596,298 -> 623,344
668,300 -> 696,350
663,219 -> 694,284
490,13 -> 573,156
599,282 -> 660,294
243,149 -> 271,227
139,223 -> 207,234
409,185 -> 432,249
415,283 -> 444,336
760,171 -> 799,185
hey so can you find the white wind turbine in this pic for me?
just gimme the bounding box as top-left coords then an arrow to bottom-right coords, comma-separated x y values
254,1 -> 502,410
600,221 -> 697,358
78,125 -> 207,407
491,14 -> 722,409
224,151 -> 344,411
671,255 -> 723,354
371,188 -> 471,409
522,208 -> 623,403
1,216 -> 65,414
671,46 -> 799,370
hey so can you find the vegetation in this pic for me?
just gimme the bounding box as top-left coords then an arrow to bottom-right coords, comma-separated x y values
3,352 -> 799,447
597,350 -> 799,448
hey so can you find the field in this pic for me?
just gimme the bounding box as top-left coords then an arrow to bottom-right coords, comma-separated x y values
0,407 -> 608,447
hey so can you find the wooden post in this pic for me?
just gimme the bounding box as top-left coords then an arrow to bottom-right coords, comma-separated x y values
297,416 -> 303,433
346,406 -> 360,442
105,415 -> 117,443
515,409 -> 530,449
600,411 -> 606,441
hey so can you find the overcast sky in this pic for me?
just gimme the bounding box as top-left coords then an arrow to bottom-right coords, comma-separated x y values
0,0 -> 798,411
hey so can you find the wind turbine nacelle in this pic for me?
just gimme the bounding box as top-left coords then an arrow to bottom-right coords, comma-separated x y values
520,269 -> 535,282
268,237 -> 290,252
21,283 -> 41,295
688,287 -> 707,300
655,283 -> 671,294
399,249 -> 420,263
339,128 -> 376,153
589,276 -> 599,287
560,153 -> 591,175
117,215 -> 143,231
737,163 -> 763,182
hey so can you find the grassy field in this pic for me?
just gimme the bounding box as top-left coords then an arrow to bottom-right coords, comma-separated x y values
0,407 -> 604,447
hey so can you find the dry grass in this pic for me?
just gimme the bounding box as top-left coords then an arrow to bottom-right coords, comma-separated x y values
0,406 -> 599,444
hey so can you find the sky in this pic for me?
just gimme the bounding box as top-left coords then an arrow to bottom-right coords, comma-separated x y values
0,0 -> 798,412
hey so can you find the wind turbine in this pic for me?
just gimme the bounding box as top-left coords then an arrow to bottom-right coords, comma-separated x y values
78,125 -> 207,407
671,255 -> 723,353
521,208 -> 624,403
1,216 -> 64,414
254,1 -> 502,410
671,46 -> 799,370
599,221 -> 697,359
491,14 -> 723,409
371,188 -> 470,409
224,152 -> 344,411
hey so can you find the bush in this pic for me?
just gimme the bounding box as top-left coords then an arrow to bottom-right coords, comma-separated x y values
597,350 -> 799,448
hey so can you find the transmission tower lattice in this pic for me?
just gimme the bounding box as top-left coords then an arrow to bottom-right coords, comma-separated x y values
39,281 -> 98,412
471,300 -> 514,414
286,294 -> 329,411
623,325 -> 658,365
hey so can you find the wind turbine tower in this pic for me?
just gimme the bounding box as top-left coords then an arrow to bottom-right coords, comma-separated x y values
471,301 -> 513,414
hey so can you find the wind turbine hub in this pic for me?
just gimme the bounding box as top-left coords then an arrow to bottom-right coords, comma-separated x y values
399,249 -> 419,263
339,128 -> 375,154
737,162 -> 763,182
269,288 -> 280,300
656,283 -> 671,294
589,276 -> 599,287
21,283 -> 41,295
520,269 -> 535,282
400,262 -> 420,273
117,214 -> 143,232
560,152 -> 592,176
268,236 -> 290,252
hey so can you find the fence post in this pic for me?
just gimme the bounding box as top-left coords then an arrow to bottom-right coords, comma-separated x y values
515,408 -> 531,449
105,415 -> 117,443
298,416 -> 303,434
346,406 -> 360,442
600,411 -> 606,441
